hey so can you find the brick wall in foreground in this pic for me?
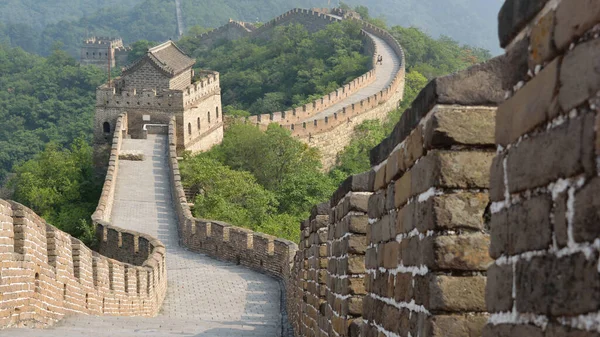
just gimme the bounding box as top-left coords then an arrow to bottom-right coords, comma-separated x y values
485,0 -> 600,336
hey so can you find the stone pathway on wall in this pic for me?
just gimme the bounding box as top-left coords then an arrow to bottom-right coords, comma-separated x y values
299,31 -> 401,122
3,135 -> 282,337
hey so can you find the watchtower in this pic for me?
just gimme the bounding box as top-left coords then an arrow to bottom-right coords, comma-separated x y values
94,40 -> 224,158
81,37 -> 129,70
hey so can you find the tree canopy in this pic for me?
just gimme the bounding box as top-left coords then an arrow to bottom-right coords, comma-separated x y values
0,44 -> 106,182
183,21 -> 369,116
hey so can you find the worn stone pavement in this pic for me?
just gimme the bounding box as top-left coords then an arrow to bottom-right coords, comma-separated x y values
2,135 -> 282,337
300,31 -> 401,122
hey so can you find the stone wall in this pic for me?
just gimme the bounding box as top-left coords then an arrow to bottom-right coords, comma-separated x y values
485,1 -> 600,336
168,118 -> 298,280
122,61 -> 173,92
0,113 -> 167,330
95,70 -> 223,155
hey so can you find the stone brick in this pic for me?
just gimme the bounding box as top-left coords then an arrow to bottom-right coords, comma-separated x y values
506,114 -> 596,193
374,162 -> 387,191
382,241 -> 400,270
424,106 -> 496,149
396,203 -> 414,234
417,193 -> 489,232
349,277 -> 366,295
428,275 -> 486,312
348,235 -> 367,254
597,112 -> 600,157
427,314 -> 488,337
404,125 -> 424,169
368,191 -> 385,221
553,190 -> 569,247
554,0 -> 600,51
489,154 -> 505,202
559,39 -> 600,112
431,233 -> 492,271
385,148 -> 401,183
393,273 -> 413,303
482,324 -> 544,337
349,215 -> 368,234
509,194 -> 552,254
498,0 -> 549,48
573,178 -> 600,243
348,256 -> 365,274
516,253 -> 600,315
412,151 -> 494,193
348,297 -> 362,316
496,58 -> 560,146
529,9 -> 557,68
485,264 -> 513,313
394,172 -> 412,208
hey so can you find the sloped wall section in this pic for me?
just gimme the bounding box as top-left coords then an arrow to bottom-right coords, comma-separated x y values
0,113 -> 167,329
169,49 -> 517,336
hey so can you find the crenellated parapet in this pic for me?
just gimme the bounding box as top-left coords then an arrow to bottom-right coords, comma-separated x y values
167,118 -> 297,281
0,115 -> 167,330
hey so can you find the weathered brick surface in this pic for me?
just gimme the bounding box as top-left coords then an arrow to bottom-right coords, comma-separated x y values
559,39 -> 600,112
505,113 -> 595,193
529,10 -> 557,67
0,199 -> 166,329
496,58 -> 560,146
489,2 -> 600,335
554,0 -> 600,50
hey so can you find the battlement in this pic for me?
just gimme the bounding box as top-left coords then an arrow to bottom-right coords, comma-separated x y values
97,84 -> 184,111
184,71 -> 221,109
167,119 -> 297,279
96,71 -> 219,111
245,69 -> 376,127
83,37 -> 124,48
0,114 -> 166,328
242,16 -> 407,148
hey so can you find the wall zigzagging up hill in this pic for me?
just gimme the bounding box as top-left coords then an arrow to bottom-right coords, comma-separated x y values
197,8 -> 406,169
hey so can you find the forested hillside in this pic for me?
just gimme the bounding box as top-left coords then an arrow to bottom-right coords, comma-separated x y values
183,21 -> 370,116
0,44 -> 105,182
0,0 -> 500,57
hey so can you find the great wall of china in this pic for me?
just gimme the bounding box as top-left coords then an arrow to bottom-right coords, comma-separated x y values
195,8 -> 406,169
3,1 -> 600,336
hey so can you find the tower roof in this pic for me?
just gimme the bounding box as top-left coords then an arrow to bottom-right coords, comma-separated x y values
123,41 -> 195,77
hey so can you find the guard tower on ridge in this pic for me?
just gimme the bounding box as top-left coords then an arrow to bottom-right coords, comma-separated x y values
94,40 -> 224,157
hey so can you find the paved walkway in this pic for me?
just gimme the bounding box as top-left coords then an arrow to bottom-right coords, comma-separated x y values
3,135 -> 282,337
300,31 -> 401,123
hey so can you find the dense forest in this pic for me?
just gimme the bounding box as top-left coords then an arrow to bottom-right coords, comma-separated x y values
0,44 -> 105,182
0,0 -> 500,58
183,21 -> 370,116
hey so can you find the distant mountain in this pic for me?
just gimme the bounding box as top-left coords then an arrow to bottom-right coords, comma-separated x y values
0,0 -> 502,56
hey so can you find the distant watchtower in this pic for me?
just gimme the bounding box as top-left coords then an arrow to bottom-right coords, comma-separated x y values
81,37 -> 130,70
94,40 -> 224,156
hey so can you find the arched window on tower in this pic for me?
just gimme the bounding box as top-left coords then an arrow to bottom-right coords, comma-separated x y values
197,117 -> 201,131
103,122 -> 111,134
188,123 -> 192,135
208,111 -> 211,123
216,107 -> 219,119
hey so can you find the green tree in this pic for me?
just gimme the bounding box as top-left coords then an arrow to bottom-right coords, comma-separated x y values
9,138 -> 101,244
127,40 -> 157,63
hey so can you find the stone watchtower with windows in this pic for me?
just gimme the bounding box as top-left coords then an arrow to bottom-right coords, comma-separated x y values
94,40 -> 224,156
81,37 -> 130,70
